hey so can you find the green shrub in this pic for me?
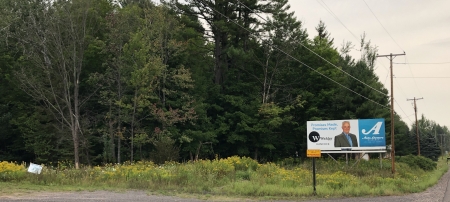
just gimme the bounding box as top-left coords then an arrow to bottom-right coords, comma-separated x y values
222,156 -> 259,171
0,161 -> 27,181
235,170 -> 251,180
150,136 -> 180,165
396,155 -> 437,171
276,157 -> 300,168
1,156 -> 447,198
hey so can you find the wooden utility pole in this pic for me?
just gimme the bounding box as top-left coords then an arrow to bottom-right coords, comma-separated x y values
441,134 -> 444,159
407,97 -> 423,156
377,52 -> 405,174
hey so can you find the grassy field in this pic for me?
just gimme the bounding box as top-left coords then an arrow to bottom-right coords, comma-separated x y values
0,155 -> 447,200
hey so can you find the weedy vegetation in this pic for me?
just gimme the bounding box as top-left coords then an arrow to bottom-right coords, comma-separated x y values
0,155 -> 446,200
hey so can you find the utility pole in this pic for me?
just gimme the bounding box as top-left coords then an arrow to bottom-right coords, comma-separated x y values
444,134 -> 447,158
377,52 -> 405,174
407,97 -> 423,156
441,134 -> 444,159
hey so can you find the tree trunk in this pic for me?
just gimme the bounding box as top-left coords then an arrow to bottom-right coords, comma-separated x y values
140,145 -> 142,160
8,0 -> 100,169
131,90 -> 137,162
74,68 -> 81,168
213,32 -> 230,85
108,104 -> 116,163
195,141 -> 202,161
117,75 -> 122,164
118,130 -> 121,164
83,139 -> 91,166
72,124 -> 80,169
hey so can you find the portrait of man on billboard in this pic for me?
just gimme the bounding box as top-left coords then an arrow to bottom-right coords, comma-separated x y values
334,121 -> 358,147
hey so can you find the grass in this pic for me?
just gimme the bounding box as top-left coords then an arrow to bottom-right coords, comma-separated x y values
0,155 -> 447,201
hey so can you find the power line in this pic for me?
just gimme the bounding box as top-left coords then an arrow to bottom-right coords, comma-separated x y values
209,0 -> 391,110
316,0 -> 420,112
393,77 -> 408,100
404,56 -> 423,97
378,62 -> 390,86
394,77 -> 450,79
362,0 -> 404,52
394,99 -> 413,124
391,72 -> 423,124
390,66 -> 419,123
375,63 -> 415,126
316,0 -> 359,40
234,1 -> 421,160
359,1 -> 422,123
235,0 -> 387,97
383,73 -> 389,86
394,62 -> 450,65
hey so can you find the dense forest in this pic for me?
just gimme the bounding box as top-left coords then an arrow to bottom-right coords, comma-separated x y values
0,0 -> 448,168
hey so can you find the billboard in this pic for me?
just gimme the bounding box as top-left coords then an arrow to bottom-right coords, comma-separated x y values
307,119 -> 386,153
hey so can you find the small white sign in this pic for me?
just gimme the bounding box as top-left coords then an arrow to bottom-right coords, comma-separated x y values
27,163 -> 43,174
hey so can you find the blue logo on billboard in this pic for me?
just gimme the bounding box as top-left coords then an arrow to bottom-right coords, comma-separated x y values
358,119 -> 386,147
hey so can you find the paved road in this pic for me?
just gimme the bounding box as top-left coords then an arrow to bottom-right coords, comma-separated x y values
300,168 -> 450,202
1,170 -> 450,202
0,191 -> 205,202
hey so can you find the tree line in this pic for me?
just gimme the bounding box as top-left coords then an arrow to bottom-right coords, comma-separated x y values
0,0 -> 447,167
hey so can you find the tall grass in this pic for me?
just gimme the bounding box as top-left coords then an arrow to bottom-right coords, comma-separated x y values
0,155 -> 447,199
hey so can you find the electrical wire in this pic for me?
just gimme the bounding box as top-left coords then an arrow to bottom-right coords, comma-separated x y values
394,99 -> 413,124
394,62 -> 450,65
394,77 -> 450,79
389,66 -> 421,125
362,0 -> 404,52
196,0 -> 432,125
235,0 -> 425,124
236,0 -> 387,97
316,0 -> 359,40
377,62 -> 390,86
393,76 -> 408,100
208,0 -> 391,109
404,56 -> 423,97
360,0 -> 427,124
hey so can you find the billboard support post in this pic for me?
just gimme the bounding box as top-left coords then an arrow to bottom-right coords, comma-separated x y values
307,149 -> 320,196
380,153 -> 382,168
312,158 -> 317,196
327,153 -> 338,162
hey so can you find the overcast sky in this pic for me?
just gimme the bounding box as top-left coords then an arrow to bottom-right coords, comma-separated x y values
288,0 -> 450,129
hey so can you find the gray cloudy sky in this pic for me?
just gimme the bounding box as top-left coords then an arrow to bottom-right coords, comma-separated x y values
289,0 -> 450,128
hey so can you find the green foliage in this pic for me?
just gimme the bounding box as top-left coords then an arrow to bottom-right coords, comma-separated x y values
223,156 -> 259,171
235,170 -> 251,180
0,45 -> 35,162
1,0 -> 446,168
150,136 -> 180,164
1,157 -> 448,199
276,157 -> 301,168
0,161 -> 27,181
396,155 -> 437,171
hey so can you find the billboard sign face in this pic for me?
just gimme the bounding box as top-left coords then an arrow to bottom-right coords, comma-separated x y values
307,119 -> 386,152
